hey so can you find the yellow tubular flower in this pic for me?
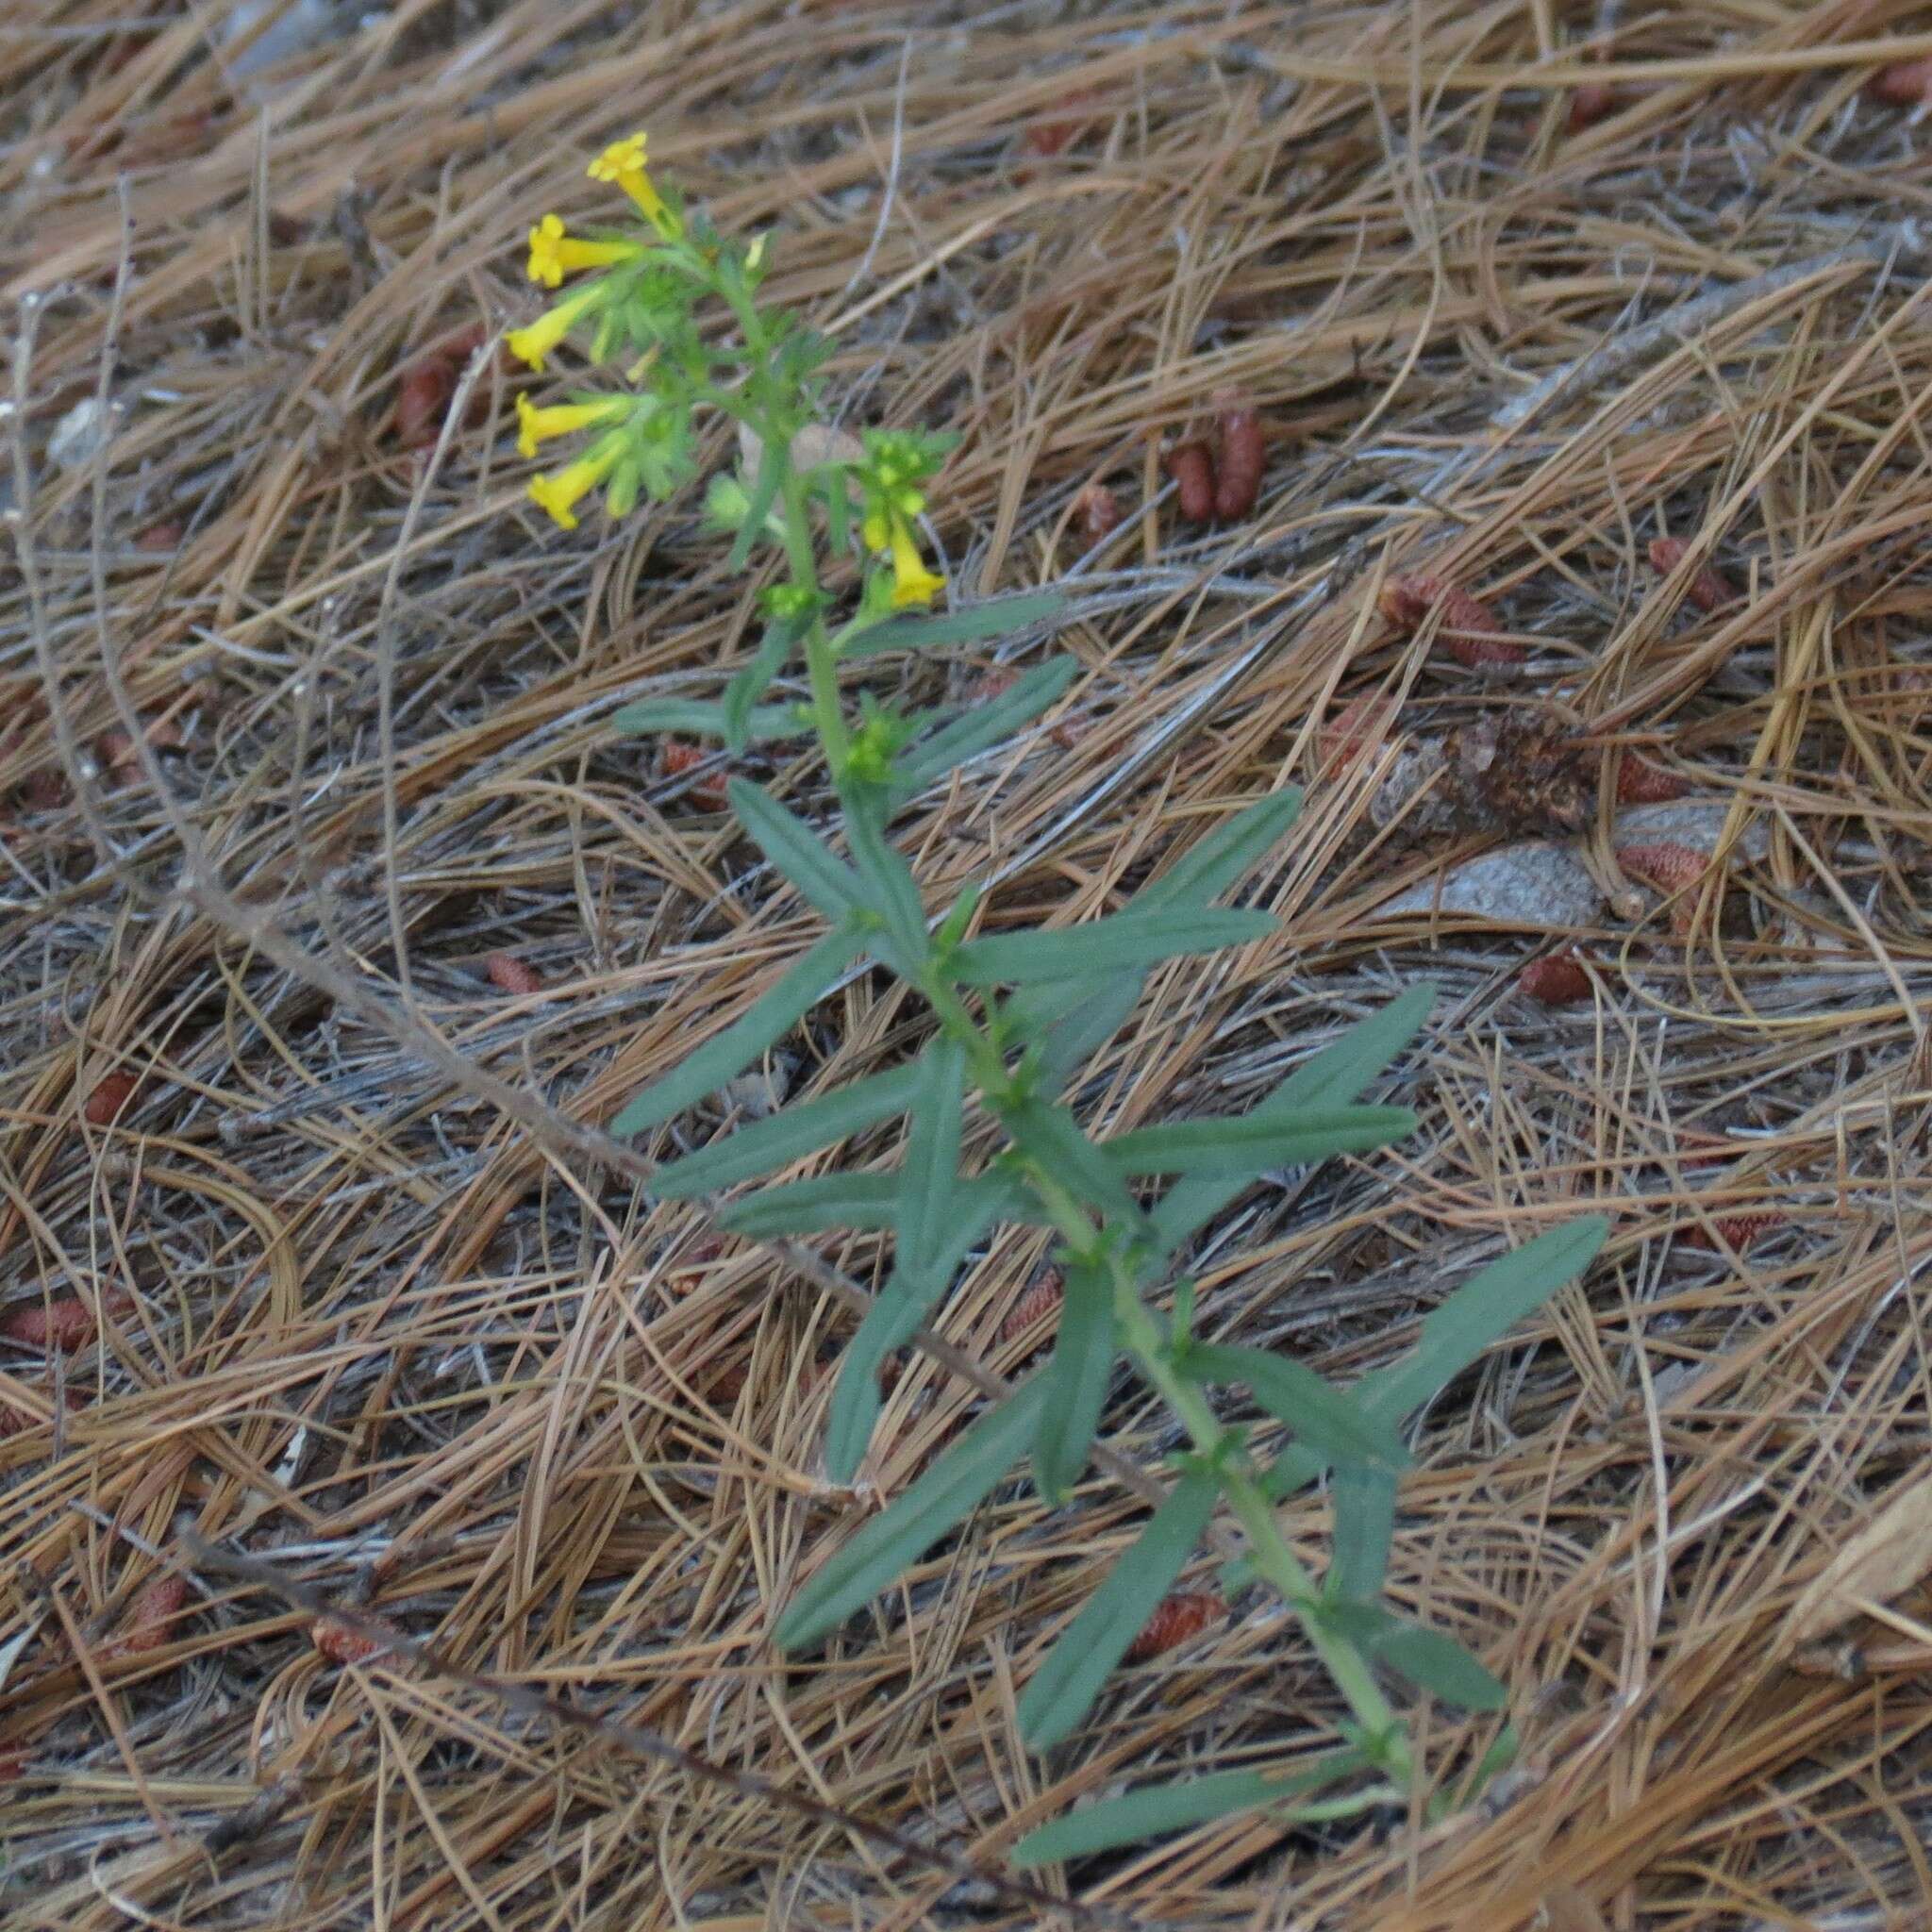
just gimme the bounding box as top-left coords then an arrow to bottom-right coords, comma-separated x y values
588,131 -> 674,233
515,391 -> 632,460
528,435 -> 626,531
525,213 -> 644,289
887,517 -> 945,608
506,283 -> 604,374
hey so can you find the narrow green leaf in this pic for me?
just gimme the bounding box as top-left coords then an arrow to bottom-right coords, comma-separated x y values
1009,1747 -> 1371,1867
727,444 -> 783,572
1146,985 -> 1436,1264
1008,790 -> 1306,1091
1105,1105 -> 1413,1175
1017,1466 -> 1218,1750
714,1173 -> 900,1237
1322,1604 -> 1507,1712
775,1377 -> 1050,1651
892,657 -> 1079,794
722,617 -> 806,751
951,908 -> 1274,987
1000,1098 -> 1144,1229
841,591 -> 1065,658
1325,1463 -> 1397,1604
726,780 -> 873,929
613,697 -> 804,741
613,926 -> 863,1137
899,1039 -> 967,1285
1363,1216 -> 1608,1426
1370,1623 -> 1507,1712
651,1062 -> 923,1198
1188,1343 -> 1407,1471
846,790 -> 929,967
1260,1215 -> 1608,1503
1031,1262 -> 1118,1507
825,1168 -> 1012,1482
1141,789 -> 1303,912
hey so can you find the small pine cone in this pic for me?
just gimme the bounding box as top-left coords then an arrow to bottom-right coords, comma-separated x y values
83,1069 -> 140,1125
485,951 -> 542,995
705,1360 -> 749,1404
1567,80 -> 1618,131
1074,481 -> 1122,541
1866,56 -> 1932,106
659,740 -> 732,809
1612,753 -> 1691,806
1682,1210 -> 1783,1253
1518,951 -> 1593,1005
1124,1590 -> 1224,1663
1318,695 -> 1398,771
22,768 -> 70,810
1,1288 -> 132,1352
105,1573 -> 188,1660
1615,840 -> 1714,936
1646,537 -> 1738,614
1165,441 -> 1215,524
999,1266 -> 1064,1344
1377,575 -> 1524,666
0,1386 -> 83,1439
312,1614 -> 386,1666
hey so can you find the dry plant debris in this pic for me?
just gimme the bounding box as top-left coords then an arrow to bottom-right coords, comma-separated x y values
5,2 -> 1932,1927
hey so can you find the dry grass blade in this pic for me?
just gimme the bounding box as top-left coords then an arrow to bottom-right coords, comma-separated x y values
1779,1472 -> 1932,1656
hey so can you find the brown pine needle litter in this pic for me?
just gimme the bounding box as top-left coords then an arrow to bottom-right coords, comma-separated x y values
5,4 -> 1932,1928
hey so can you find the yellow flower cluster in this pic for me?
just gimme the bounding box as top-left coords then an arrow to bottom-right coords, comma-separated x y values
511,133 -> 679,526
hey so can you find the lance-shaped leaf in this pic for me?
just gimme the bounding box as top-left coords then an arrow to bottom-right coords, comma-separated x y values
1009,789 -> 1307,1088
841,591 -> 1065,658
1017,1465 -> 1219,1750
823,1041 -> 978,1481
1187,1343 -> 1407,1470
722,614 -> 809,750
1000,1098 -> 1145,1229
846,790 -> 928,967
891,657 -> 1079,795
1145,984 -> 1435,1265
726,780 -> 873,929
1321,1602 -> 1507,1712
612,696 -> 805,741
951,907 -> 1274,988
715,1172 -> 901,1238
1325,1463 -> 1397,1604
1031,1261 -> 1117,1506
726,440 -> 784,571
1261,1216 -> 1609,1500
775,1377 -> 1049,1651
1009,1746 -> 1371,1867
1103,1104 -> 1413,1177
651,1062 -> 923,1198
613,925 -> 865,1136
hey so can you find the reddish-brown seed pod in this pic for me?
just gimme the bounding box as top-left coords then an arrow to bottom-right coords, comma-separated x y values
0,1386 -> 82,1440
0,1744 -> 24,1783
1646,537 -> 1738,614
1377,574 -> 1524,666
311,1615 -> 386,1666
21,768 -> 69,810
484,951 -> 542,996
105,1573 -> 188,1661
135,520 -> 183,552
999,1265 -> 1065,1344
394,360 -> 455,451
1567,80 -> 1619,131
1074,481 -> 1122,541
1124,1590 -> 1224,1663
1682,1210 -> 1784,1253
0,1288 -> 133,1352
1318,695 -> 1399,771
1616,840 -> 1714,936
1165,441 -> 1215,525
83,1069 -> 140,1125
659,740 -> 732,809
1612,753 -> 1691,806
1021,90 -> 1100,160
705,1360 -> 749,1405
1866,56 -> 1932,106
1518,951 -> 1593,1006
1211,396 -> 1266,521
